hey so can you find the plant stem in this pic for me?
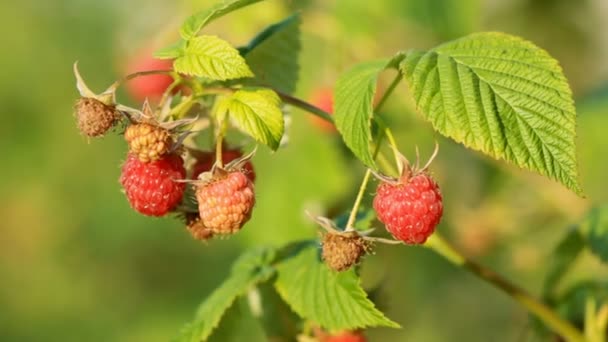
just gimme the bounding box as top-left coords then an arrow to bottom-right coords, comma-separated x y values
156,79 -> 182,115
424,234 -> 586,342
273,90 -> 333,123
344,158 -> 375,230
119,69 -> 174,85
374,73 -> 402,112
344,73 -> 402,230
215,135 -> 224,168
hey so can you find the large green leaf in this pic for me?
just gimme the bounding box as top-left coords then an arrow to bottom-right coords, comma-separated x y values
215,88 -> 284,150
174,248 -> 276,342
274,245 -> 399,330
180,0 -> 265,40
242,14 -> 301,94
207,298 -> 267,342
334,59 -> 392,168
174,35 -> 253,80
400,32 -> 581,194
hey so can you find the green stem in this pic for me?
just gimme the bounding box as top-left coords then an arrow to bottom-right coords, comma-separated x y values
344,139 -> 382,230
156,78 -> 182,114
344,73 -> 402,230
273,90 -> 334,123
118,69 -> 175,86
215,134 -> 224,168
374,73 -> 402,112
425,234 -> 586,342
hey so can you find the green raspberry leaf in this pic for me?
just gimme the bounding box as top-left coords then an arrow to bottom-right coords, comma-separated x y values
334,57 -> 404,168
274,245 -> 399,330
207,299 -> 267,342
174,35 -> 253,80
241,14 -> 301,94
215,88 -> 284,150
174,247 -> 276,342
154,40 -> 186,59
180,0 -> 265,40
401,32 -> 582,195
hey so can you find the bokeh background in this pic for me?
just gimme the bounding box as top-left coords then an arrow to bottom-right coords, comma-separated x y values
2,0 -> 608,341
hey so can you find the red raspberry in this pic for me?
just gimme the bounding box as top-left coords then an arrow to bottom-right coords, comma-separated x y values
373,172 -> 442,244
323,331 -> 366,342
191,148 -> 255,182
120,153 -> 186,216
195,171 -> 255,235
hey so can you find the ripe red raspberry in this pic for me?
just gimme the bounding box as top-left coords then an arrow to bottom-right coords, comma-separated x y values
195,171 -> 255,235
372,147 -> 443,244
322,232 -> 370,272
124,123 -> 173,163
120,153 -> 186,216
323,331 -> 366,342
373,173 -> 442,244
74,97 -> 120,137
191,148 -> 255,182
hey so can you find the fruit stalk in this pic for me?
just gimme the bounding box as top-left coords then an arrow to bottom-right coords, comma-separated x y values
424,234 -> 585,342
344,73 -> 402,230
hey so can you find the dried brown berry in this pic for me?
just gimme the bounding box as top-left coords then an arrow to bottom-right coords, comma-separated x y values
74,97 -> 119,137
322,232 -> 370,272
124,123 -> 173,163
185,213 -> 214,241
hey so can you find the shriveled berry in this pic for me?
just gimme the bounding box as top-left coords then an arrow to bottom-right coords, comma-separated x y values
120,153 -> 186,216
124,123 -> 173,163
192,149 -> 255,182
195,171 -> 255,235
373,172 -> 443,244
185,212 -> 214,241
74,97 -> 119,137
322,232 -> 369,272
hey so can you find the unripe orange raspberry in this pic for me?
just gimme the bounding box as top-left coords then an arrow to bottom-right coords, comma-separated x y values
124,123 -> 173,163
195,171 -> 255,235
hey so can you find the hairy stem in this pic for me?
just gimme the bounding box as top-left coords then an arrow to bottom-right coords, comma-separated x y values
425,234 -> 585,342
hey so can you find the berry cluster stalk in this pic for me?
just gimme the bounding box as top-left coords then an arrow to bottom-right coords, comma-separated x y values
281,80 -> 586,342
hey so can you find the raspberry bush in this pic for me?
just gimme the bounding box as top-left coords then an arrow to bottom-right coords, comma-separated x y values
69,1 -> 608,341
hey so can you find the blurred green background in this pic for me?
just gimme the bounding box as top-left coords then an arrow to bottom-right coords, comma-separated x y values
1,0 -> 608,341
